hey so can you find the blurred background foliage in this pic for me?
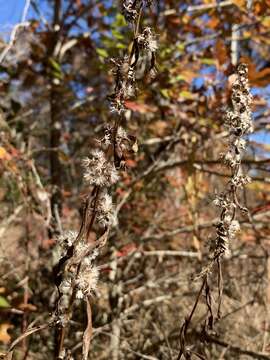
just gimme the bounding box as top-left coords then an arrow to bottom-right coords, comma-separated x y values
1,0 -> 270,358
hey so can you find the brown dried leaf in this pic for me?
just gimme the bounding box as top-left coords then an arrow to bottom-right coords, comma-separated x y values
82,297 -> 92,360
215,39 -> 227,67
17,303 -> 37,312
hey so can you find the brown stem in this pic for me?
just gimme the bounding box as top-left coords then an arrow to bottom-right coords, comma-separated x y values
48,0 -> 62,239
86,187 -> 100,242
177,276 -> 207,360
217,259 -> 223,319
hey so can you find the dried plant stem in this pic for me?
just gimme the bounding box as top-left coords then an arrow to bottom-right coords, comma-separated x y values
53,2 -> 158,358
178,63 -> 253,359
217,259 -> 223,319
177,276 -> 207,360
6,323 -> 50,354
82,297 -> 93,360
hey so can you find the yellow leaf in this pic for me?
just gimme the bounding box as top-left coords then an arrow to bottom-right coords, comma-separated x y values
0,147 -> 7,159
262,16 -> 270,28
58,150 -> 69,163
179,90 -> 194,99
0,323 -> 13,344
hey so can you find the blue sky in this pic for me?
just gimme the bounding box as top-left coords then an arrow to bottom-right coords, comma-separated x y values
0,0 -> 30,35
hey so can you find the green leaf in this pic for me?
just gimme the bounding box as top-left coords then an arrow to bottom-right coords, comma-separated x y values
160,89 -> 170,98
160,47 -> 173,57
52,71 -> 63,80
169,75 -> 187,84
179,90 -> 193,99
49,58 -> 62,73
201,58 -> 216,65
116,43 -> 126,49
114,13 -> 126,27
96,48 -> 109,58
0,296 -> 10,308
112,29 -> 124,40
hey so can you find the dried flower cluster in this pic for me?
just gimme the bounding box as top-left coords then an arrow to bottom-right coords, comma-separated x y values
122,0 -> 153,22
212,63 -> 253,261
82,150 -> 119,187
54,231 -> 99,326
108,1 -> 157,114
54,143 -> 120,329
137,27 -> 158,53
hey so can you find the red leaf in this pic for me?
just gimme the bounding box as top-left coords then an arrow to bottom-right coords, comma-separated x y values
125,101 -> 156,114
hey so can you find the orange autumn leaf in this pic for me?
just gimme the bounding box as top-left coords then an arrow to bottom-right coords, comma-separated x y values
125,159 -> 137,168
0,323 -> 13,344
208,17 -> 219,29
0,147 -> 8,160
231,0 -> 246,9
253,0 -> 270,14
